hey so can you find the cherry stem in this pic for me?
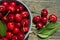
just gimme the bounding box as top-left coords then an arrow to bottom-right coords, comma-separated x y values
0,8 -> 2,11
5,11 -> 10,16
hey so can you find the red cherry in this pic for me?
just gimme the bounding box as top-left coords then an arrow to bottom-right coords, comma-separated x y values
41,9 -> 48,17
15,13 -> 22,22
36,22 -> 43,29
2,38 -> 8,40
6,32 -> 13,39
15,22 -> 21,28
2,16 -> 8,23
33,16 -> 41,23
7,6 -> 15,12
2,1 -> 8,6
22,26 -> 29,33
6,22 -> 15,30
17,32 -> 24,40
41,17 -> 48,25
12,36 -> 17,40
0,13 -> 3,19
16,4 -> 24,12
21,19 -> 29,26
0,5 -> 6,12
9,2 -> 16,7
49,14 -> 57,22
13,28 -> 19,34
8,14 -> 15,22
21,11 -> 29,18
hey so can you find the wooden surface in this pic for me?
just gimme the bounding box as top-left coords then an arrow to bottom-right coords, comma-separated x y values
21,0 -> 60,40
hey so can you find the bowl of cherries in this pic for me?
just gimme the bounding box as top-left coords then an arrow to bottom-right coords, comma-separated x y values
0,0 -> 32,40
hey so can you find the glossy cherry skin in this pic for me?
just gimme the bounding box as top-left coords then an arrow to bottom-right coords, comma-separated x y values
9,2 -> 16,7
17,32 -> 24,40
21,19 -> 29,26
0,5 -> 6,12
2,38 -> 8,40
41,9 -> 48,17
41,17 -> 48,25
13,28 -> 19,34
16,4 -> 24,12
21,11 -> 29,18
7,6 -> 15,12
6,22 -> 15,30
2,1 -> 8,6
15,22 -> 21,28
8,14 -> 15,22
12,36 -> 18,40
2,16 -> 8,23
36,22 -> 43,29
22,26 -> 29,33
0,13 -> 3,19
49,14 -> 57,22
33,16 -> 41,23
6,32 -> 13,39
15,13 -> 22,22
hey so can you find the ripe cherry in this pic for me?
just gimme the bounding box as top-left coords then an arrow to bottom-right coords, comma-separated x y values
33,16 -> 41,23
9,2 -> 16,7
2,1 -> 8,6
49,14 -> 57,22
21,11 -> 29,18
6,32 -> 13,39
21,19 -> 29,26
0,13 -> 3,19
22,26 -> 29,33
36,22 -> 43,29
13,28 -> 19,34
6,22 -> 15,30
41,9 -> 48,17
8,14 -> 15,22
41,17 -> 47,25
16,4 -> 24,12
15,13 -> 22,22
2,37 -> 8,40
12,36 -> 17,40
2,16 -> 8,23
15,22 -> 21,28
17,32 -> 24,40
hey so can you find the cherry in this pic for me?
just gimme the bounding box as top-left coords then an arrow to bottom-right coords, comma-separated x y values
8,14 -> 15,22
36,22 -> 43,29
0,13 -> 3,19
7,6 -> 15,12
6,22 -> 15,30
33,16 -> 41,23
41,9 -> 48,17
2,1 -> 8,6
41,17 -> 48,25
21,19 -> 29,26
49,14 -> 57,22
15,13 -> 22,22
21,11 -> 29,18
22,26 -> 29,33
15,22 -> 21,28
2,16 -> 8,23
16,4 -> 24,12
12,36 -> 17,40
17,32 -> 24,40
9,2 -> 16,7
6,32 -> 13,39
13,28 -> 19,34
2,37 -> 8,40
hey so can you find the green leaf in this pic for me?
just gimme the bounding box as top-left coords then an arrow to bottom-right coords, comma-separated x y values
0,20 -> 7,37
37,22 -> 59,38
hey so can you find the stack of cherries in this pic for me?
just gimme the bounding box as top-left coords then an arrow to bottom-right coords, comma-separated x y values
33,9 -> 57,29
0,1 -> 30,40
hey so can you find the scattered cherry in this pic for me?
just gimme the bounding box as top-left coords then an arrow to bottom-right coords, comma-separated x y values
2,1 -> 8,6
2,37 -> 8,40
12,35 -> 17,40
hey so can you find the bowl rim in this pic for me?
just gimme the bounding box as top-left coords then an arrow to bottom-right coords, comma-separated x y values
17,0 -> 32,40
